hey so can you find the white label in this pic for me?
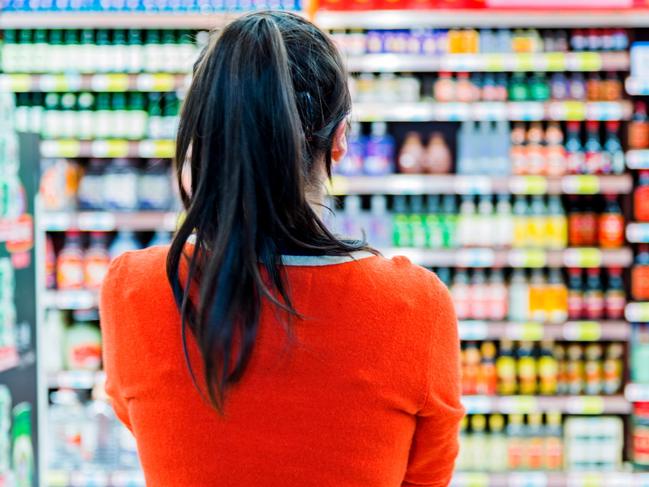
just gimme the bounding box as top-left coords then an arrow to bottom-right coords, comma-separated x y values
458,321 -> 489,340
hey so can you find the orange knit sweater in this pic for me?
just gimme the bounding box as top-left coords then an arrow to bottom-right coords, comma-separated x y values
100,246 -> 464,487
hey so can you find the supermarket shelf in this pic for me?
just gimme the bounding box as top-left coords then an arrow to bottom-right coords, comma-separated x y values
626,150 -> 649,169
47,370 -> 105,390
0,73 -> 190,93
353,101 -> 633,122
379,247 -> 633,268
625,77 -> 649,96
458,320 -> 630,342
627,223 -> 649,243
347,52 -> 628,73
626,302 -> 649,323
626,383 -> 649,403
47,469 -> 144,487
330,174 -> 633,196
315,9 -> 649,29
40,211 -> 179,232
0,11 -> 242,28
461,394 -> 631,414
452,471 -> 649,487
43,290 -> 98,310
40,139 -> 175,158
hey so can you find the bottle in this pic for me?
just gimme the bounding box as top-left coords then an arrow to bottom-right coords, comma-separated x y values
433,72 -> 456,102
507,414 -> 525,470
65,320 -> 102,371
586,73 -> 602,102
529,73 -> 550,101
162,94 -> 180,139
392,196 -> 411,248
139,160 -> 171,211
495,194 -> 513,248
604,343 -> 624,395
458,196 -> 477,248
528,195 -> 547,247
584,121 -> 603,175
598,195 -> 625,248
57,231 -> 85,291
603,121 -> 625,175
545,122 -> 567,177
364,122 -> 394,176
451,269 -> 471,320
584,268 -> 605,320
528,269 -> 548,323
602,71 -> 622,101
605,267 -> 626,320
456,72 -> 474,103
462,342 -> 481,396
567,344 -> 585,395
42,93 -> 61,140
457,416 -> 470,471
79,29 -> 95,74
470,415 -> 488,471
565,122 -> 584,175
84,233 -> 111,290
109,231 -> 141,260
48,29 -> 65,73
77,159 -> 105,211
488,414 -> 509,472
497,340 -> 518,395
512,196 -> 529,248
456,121 -> 476,175
423,132 -> 452,174
510,123 -> 527,176
45,235 -> 57,290
555,344 -> 568,395
83,393 -> 119,468
478,341 -> 498,395
126,29 -> 144,74
341,195 -> 365,241
546,196 -> 568,249
550,73 -> 569,101
527,413 -> 545,470
127,92 -> 148,141
59,93 -> 78,140
526,122 -> 546,176
632,245 -> 649,301
569,73 -> 587,101
545,412 -> 564,471
103,159 -> 139,211
48,390 -> 85,469
409,195 -> 426,249
538,340 -> 559,395
43,310 -> 66,374
395,132 -> 424,175
570,197 -> 598,247
336,122 -> 365,177
567,268 -> 585,320
1,29 -> 19,73
77,92 -> 95,141
147,93 -> 164,139
629,101 -> 649,150
365,195 -> 390,248
509,269 -> 530,322
486,270 -> 508,321
94,93 -> 112,140
508,72 -> 529,102
425,195 -> 443,249
441,195 -> 458,249
144,30 -> 162,73
635,171 -> 649,222
543,269 -> 566,326
475,196 -> 494,247
470,270 -> 488,320
584,344 -> 603,395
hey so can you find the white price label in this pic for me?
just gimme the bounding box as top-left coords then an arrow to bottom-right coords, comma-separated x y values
42,212 -> 72,231
508,102 -> 544,121
625,383 -> 649,402
508,472 -> 548,487
56,290 -> 97,310
454,176 -> 493,195
499,396 -> 538,413
626,302 -> 649,323
436,103 -> 469,121
77,212 -> 116,231
472,102 -> 506,121
627,223 -> 649,243
461,395 -> 493,414
626,150 -> 649,169
456,248 -> 496,268
459,321 -> 489,340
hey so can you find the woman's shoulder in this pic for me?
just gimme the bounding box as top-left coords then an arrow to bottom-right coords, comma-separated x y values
361,253 -> 448,296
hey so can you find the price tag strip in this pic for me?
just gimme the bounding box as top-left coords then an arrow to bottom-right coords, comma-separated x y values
456,248 -> 497,268
459,321 -> 490,340
627,223 -> 649,243
41,139 -> 82,158
507,472 -> 548,487
562,321 -> 602,341
625,383 -> 649,403
563,248 -> 602,268
138,140 -> 176,159
55,290 -> 98,310
506,322 -> 544,341
626,150 -> 649,170
626,302 -> 649,323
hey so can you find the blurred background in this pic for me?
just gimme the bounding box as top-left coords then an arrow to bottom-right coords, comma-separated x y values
2,0 -> 649,486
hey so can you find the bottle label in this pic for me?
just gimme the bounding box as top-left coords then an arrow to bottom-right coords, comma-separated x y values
567,291 -> 583,320
605,292 -> 626,320
566,151 -> 585,175
84,257 -> 110,289
57,259 -> 84,290
599,215 -> 624,247
584,292 -> 605,320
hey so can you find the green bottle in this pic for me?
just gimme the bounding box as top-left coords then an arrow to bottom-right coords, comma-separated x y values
63,29 -> 79,75
94,93 -> 111,140
126,29 -> 143,74
11,404 -> 34,487
33,29 -> 48,74
529,72 -> 551,101
111,93 -> 128,139
508,72 -> 529,102
441,195 -> 458,249
128,92 -> 147,140
2,29 -> 18,73
17,29 -> 33,73
95,29 -> 111,73
59,93 -> 77,139
178,29 -> 196,72
425,194 -> 444,249
48,29 -> 64,73
392,195 -> 411,248
162,93 -> 179,139
112,29 -> 127,73
77,92 -> 95,140
409,195 -> 427,249
29,93 -> 44,135
80,29 -> 95,73
144,30 -> 161,73
161,29 -> 177,73
42,93 -> 61,139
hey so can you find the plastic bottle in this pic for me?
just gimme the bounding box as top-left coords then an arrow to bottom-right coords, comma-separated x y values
469,269 -> 488,320
139,160 -> 171,211
424,195 -> 443,249
77,92 -> 95,141
598,195 -> 625,248
103,159 -> 139,211
475,196 -> 494,247
545,412 -> 564,471
84,233 -> 111,290
512,196 -> 529,248
48,389 -> 84,470
456,121 -> 475,175
567,344 -> 585,395
128,92 -> 148,141
433,72 -> 455,102
83,395 -> 119,468
65,319 -> 102,372
457,416 -> 470,471
629,102 -> 649,150
487,269 -> 508,321
584,344 -> 603,395
632,245 -> 649,301
398,132 -> 424,174
584,121 -> 603,175
528,269 -> 548,323
94,93 -> 112,140
545,122 -> 567,177
507,414 -> 525,470
565,121 -> 585,175
488,414 -> 509,472
409,196 -> 426,249
546,268 -> 568,324
108,231 -> 140,260
162,94 -> 180,139
423,132 -> 452,174
634,171 -> 649,222
45,235 -> 57,290
495,194 -> 513,248
364,122 -> 394,176
584,268 -> 605,320
605,267 -> 626,320
478,341 -> 498,395
147,93 -> 164,139
567,268 -> 585,320
528,195 -> 547,248
550,73 -> 569,101
527,413 -> 545,470
526,122 -> 546,176
77,159 -> 105,211
458,196 -> 477,248
600,121 -> 624,175
367,196 -> 391,248
451,269 -> 471,320
57,231 -> 85,291
509,268 -> 530,322
441,195 -> 458,249
538,340 -> 559,395
510,122 -> 527,176
59,93 -> 77,140
586,73 -> 602,102
43,309 -> 65,374
497,339 -> 518,395
341,195 -> 365,241
569,73 -> 587,101
470,415 -> 488,471
529,73 -> 550,101
546,195 -> 568,249
508,72 -> 529,102
126,29 -> 144,74
555,344 -> 568,395
631,325 -> 649,384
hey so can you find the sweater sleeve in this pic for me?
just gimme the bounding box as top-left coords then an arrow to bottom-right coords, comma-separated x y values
99,253 -> 133,431
402,274 -> 464,487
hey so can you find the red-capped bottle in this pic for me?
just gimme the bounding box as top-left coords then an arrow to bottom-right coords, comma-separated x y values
598,194 -> 625,248
605,267 -> 626,320
567,268 -> 585,320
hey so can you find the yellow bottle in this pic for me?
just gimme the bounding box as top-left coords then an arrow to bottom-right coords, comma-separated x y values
546,195 -> 568,249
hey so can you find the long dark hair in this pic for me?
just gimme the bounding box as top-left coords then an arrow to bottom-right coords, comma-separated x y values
167,11 -> 371,411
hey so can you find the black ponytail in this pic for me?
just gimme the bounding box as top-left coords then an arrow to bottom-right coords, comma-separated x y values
167,11 -> 371,411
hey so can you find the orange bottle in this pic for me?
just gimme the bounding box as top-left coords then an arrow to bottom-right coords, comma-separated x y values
478,341 -> 498,395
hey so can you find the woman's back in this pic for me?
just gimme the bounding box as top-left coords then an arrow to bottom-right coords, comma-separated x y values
101,245 -> 463,486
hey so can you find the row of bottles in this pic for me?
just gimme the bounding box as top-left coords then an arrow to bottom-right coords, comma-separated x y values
14,92 -> 179,140
42,309 -> 102,373
40,158 -> 175,212
458,414 -> 624,472
336,194 -> 624,250
445,267 -> 625,323
332,28 -> 629,56
47,231 -> 171,290
461,340 -> 624,396
2,29 -> 205,73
